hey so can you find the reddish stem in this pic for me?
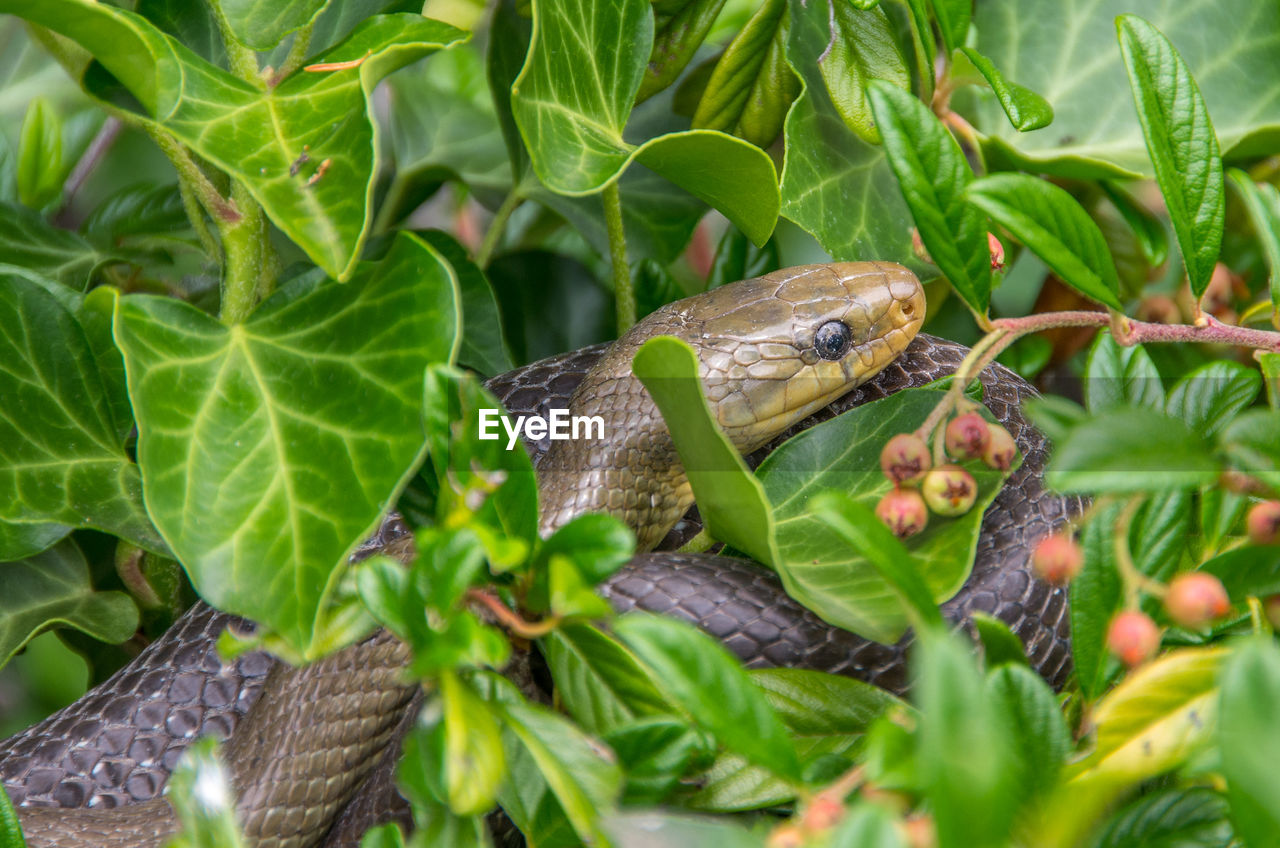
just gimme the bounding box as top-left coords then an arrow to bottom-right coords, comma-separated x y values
465,588 -> 560,639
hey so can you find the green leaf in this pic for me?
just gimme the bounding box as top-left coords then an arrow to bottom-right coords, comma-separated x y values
0,782 -> 24,848
692,0 -> 798,148
1228,169 -> 1280,317
706,227 -> 779,289
606,811 -> 764,848
440,671 -> 505,816
1263,353 -> 1280,411
1165,360 -> 1261,439
0,521 -> 70,562
0,1 -> 468,279
494,686 -> 622,847
394,710 -> 492,848
1090,787 -> 1232,848
932,0 -> 971,56
815,2 -> 910,145
915,630 -> 1018,848
164,738 -> 246,848
114,233 -> 456,655
0,273 -> 161,551
16,96 -> 63,210
1084,332 -> 1164,413
631,335 -> 778,564
0,539 -> 138,669
510,0 -> 779,244
1100,181 -> 1169,268
1200,545 -> 1280,604
603,717 -> 706,805
963,1 -> 1280,179
686,668 -> 899,811
1218,410 -> 1280,490
988,664 -> 1069,805
536,514 -> 635,587
971,611 -> 1029,668
965,173 -> 1123,310
957,47 -> 1053,132
541,622 -> 674,736
416,230 -> 515,377
638,0 -> 729,104
612,612 -> 801,781
757,389 -> 1007,643
1219,638 -> 1280,845
777,0 -> 916,265
1117,15 -> 1224,299
1048,407 -> 1220,493
216,0 -> 327,50
0,202 -> 119,289
868,80 -> 990,315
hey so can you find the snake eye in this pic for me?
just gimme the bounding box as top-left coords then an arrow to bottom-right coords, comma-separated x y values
814,321 -> 853,360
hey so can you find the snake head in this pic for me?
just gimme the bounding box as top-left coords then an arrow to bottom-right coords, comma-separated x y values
681,262 -> 926,449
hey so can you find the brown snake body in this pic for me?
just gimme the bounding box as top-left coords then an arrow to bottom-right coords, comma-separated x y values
2,263 -> 1077,846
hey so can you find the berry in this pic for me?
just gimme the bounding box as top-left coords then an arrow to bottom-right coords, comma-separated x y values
1264,595 -> 1280,631
767,825 -> 806,848
1247,501 -> 1280,546
880,433 -> 932,484
802,796 -> 844,832
945,412 -> 991,460
1106,611 -> 1160,667
1163,573 -> 1231,628
1032,533 -> 1083,585
921,465 -> 977,516
876,488 -> 929,539
988,233 -> 1005,271
982,424 -> 1017,471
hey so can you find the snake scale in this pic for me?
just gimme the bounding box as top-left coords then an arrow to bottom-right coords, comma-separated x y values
1,263 -> 1080,847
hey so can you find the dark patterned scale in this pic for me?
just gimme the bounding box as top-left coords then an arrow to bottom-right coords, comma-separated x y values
1,334 -> 1079,847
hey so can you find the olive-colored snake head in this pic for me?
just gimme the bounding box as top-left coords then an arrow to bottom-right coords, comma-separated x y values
676,261 -> 926,449
539,261 -> 925,548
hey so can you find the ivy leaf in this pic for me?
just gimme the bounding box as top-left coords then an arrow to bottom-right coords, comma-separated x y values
1117,15 -> 1224,299
415,230 -> 514,377
216,0 -> 327,50
510,0 -> 779,244
1228,169 -> 1280,317
0,539 -> 139,669
957,47 -> 1053,132
114,233 -> 457,655
777,0 -> 914,265
0,273 -> 162,551
868,80 -> 990,315
0,521 -> 70,563
613,612 -> 802,781
0,1 -> 468,280
0,202 -> 120,289
966,173 -> 1124,310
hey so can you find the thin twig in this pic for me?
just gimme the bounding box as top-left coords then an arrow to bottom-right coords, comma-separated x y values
466,588 -> 560,639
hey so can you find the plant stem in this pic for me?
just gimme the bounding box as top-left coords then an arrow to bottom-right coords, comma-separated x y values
210,1 -> 261,83
466,588 -> 560,639
276,23 -> 315,81
219,182 -> 277,322
990,310 -> 1280,351
475,188 -> 524,269
603,181 -> 634,331
1113,496 -> 1166,608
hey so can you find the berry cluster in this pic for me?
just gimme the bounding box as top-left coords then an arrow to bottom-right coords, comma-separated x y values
875,410 -> 1015,539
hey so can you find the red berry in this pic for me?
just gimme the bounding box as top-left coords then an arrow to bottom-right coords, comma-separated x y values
988,233 -> 1005,271
1032,533 -> 1083,585
880,433 -> 932,485
1247,501 -> 1280,546
1106,611 -> 1161,667
982,424 -> 1017,471
803,796 -> 844,832
945,412 -> 991,460
876,488 -> 929,539
1163,573 -> 1231,628
921,465 -> 977,516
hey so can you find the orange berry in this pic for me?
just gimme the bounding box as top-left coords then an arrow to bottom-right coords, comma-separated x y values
876,488 -> 929,539
1247,501 -> 1280,546
1032,533 -> 1083,585
1163,573 -> 1231,628
1107,611 -> 1161,667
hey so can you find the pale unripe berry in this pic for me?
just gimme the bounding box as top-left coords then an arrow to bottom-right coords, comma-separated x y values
921,465 -> 977,516
1032,533 -> 1083,585
880,433 -> 932,484
1163,573 -> 1230,628
982,424 -> 1017,471
876,488 -> 929,539
1107,611 -> 1160,667
1247,501 -> 1280,546
944,412 -> 991,460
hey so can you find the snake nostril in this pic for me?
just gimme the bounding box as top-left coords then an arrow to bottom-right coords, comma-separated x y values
902,301 -> 915,316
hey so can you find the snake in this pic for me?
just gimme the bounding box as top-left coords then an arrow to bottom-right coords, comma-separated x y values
0,262 -> 1079,847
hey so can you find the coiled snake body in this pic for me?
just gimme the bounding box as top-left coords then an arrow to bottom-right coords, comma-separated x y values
1,263 -> 1079,847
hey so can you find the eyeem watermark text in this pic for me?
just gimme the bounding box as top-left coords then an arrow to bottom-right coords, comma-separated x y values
479,408 -> 605,450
